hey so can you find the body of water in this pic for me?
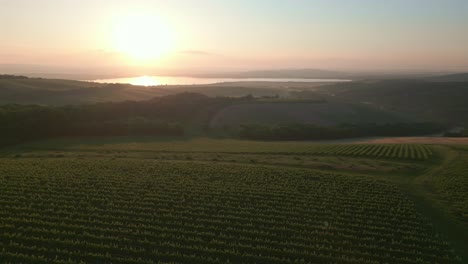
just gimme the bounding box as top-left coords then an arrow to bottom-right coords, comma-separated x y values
90,76 -> 351,86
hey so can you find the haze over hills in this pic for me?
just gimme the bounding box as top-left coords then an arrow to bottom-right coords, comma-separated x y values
424,72 -> 468,82
1,73 -> 467,127
2,64 -> 462,80
192,68 -> 352,79
310,79 -> 468,123
191,68 -> 459,80
0,76 -> 169,105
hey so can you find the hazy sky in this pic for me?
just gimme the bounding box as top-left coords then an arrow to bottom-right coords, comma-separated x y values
1,0 -> 467,74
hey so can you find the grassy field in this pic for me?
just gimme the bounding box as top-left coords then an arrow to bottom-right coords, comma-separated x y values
416,146 -> 468,223
0,137 -> 467,263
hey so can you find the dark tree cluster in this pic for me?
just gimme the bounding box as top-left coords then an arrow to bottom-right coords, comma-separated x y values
0,74 -> 29,79
0,93 -> 238,146
239,123 -> 445,141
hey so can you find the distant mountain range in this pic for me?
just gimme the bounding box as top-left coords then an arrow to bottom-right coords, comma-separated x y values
2,64 -> 465,80
1,65 -> 354,79
190,69 -> 462,80
193,69 -> 354,79
425,73 -> 468,82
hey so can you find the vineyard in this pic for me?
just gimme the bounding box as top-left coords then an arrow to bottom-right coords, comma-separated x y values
21,138 -> 434,161
306,144 -> 433,160
0,158 -> 459,263
428,149 -> 468,222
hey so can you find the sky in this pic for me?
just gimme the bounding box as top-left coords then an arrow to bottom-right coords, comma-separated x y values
1,0 -> 467,76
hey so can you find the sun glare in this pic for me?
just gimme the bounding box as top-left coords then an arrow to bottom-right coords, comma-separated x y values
131,76 -> 160,86
112,14 -> 174,62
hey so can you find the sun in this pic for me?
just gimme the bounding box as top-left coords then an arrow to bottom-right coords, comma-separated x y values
111,14 -> 174,61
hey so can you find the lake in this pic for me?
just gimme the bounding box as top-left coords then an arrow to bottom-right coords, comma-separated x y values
90,76 -> 351,86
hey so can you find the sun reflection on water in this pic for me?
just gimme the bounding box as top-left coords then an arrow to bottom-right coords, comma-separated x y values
130,76 -> 160,86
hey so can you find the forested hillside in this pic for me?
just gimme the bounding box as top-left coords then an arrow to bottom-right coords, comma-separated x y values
311,80 -> 468,124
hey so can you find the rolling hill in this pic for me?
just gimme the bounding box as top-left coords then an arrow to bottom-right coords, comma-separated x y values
0,76 -> 290,105
308,79 -> 468,124
0,77 -> 171,105
210,101 -> 408,128
1,75 -> 467,127
425,72 -> 468,82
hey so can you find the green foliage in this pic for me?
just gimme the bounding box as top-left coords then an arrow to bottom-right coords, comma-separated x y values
306,144 -> 433,160
430,150 -> 468,222
211,101 -> 408,129
19,138 -> 433,161
0,93 -> 240,145
0,159 -> 459,263
238,123 -> 444,141
315,80 -> 468,124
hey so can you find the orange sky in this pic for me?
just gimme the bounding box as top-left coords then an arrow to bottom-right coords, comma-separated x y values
1,0 -> 467,75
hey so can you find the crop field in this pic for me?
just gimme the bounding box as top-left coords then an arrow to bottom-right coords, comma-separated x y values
0,159 -> 459,263
306,144 -> 433,160
19,138 -> 434,160
0,138 -> 466,263
421,148 -> 468,223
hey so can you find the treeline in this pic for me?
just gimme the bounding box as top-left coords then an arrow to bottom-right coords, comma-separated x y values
0,74 -> 29,79
0,93 -> 239,145
443,129 -> 467,137
0,91 -> 449,146
320,80 -> 468,125
239,123 -> 445,141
